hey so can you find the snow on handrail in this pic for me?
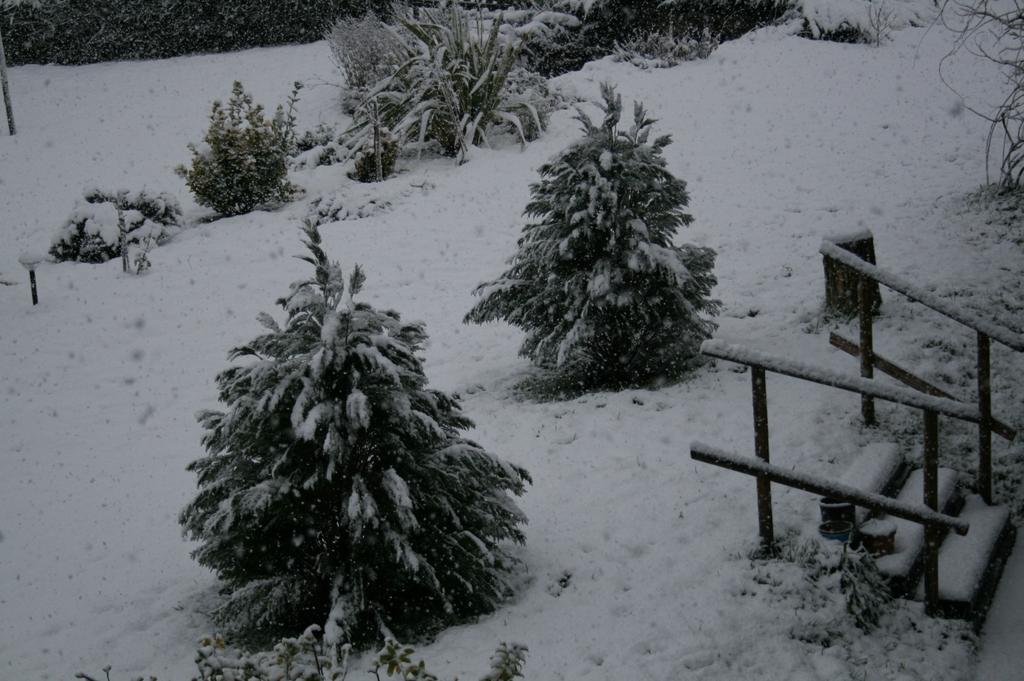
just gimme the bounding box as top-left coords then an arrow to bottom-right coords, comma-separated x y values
690,442 -> 970,535
701,339 -> 981,423
819,240 -> 1024,352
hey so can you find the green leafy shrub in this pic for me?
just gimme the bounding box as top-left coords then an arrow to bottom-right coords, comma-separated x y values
180,223 -> 530,646
346,99 -> 401,183
375,640 -> 527,681
177,81 -> 298,217
350,129 -> 400,183
49,188 -> 182,263
344,6 -> 543,162
465,83 -> 720,392
293,123 -> 342,168
293,124 -> 345,169
193,626 -> 347,681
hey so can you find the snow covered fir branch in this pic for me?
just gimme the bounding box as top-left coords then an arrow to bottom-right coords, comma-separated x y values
179,222 -> 531,647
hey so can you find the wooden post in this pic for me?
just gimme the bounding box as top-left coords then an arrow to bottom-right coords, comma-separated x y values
751,367 -> 774,547
859,275 -> 876,426
822,232 -> 881,318
29,269 -> 37,305
0,14 -> 15,136
923,409 -> 940,615
118,210 -> 129,274
977,332 -> 992,504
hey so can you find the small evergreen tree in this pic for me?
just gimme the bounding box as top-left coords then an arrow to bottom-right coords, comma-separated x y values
465,83 -> 720,391
177,81 -> 297,217
180,223 -> 530,646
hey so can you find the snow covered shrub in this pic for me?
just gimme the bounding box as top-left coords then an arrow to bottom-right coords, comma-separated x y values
350,128 -> 400,183
180,222 -> 531,646
343,6 -> 543,161
296,123 -> 338,155
516,1 -> 613,76
375,639 -> 527,681
193,626 -> 348,681
752,533 -> 894,632
292,123 -> 342,168
348,99 -> 401,182
49,188 -> 182,263
465,84 -> 720,392
839,544 -> 893,630
612,29 -> 719,69
79,630 -> 526,681
327,11 -> 404,114
177,81 -> 298,217
796,0 -> 936,43
501,66 -> 570,140
523,0 -> 786,76
306,194 -> 392,226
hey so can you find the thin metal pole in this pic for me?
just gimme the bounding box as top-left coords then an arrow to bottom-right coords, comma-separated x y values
859,275 -> 876,426
977,332 -> 992,504
923,409 -> 940,615
751,366 -> 774,547
0,18 -> 15,136
29,270 -> 37,305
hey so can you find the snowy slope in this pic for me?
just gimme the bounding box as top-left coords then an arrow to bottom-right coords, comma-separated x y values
1,21 -> 1022,681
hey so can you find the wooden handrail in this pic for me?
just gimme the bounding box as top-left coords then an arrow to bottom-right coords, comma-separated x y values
830,332 -> 1017,441
701,340 -> 981,423
820,241 -> 1024,352
690,442 -> 970,535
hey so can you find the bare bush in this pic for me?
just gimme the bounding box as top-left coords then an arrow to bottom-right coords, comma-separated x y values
941,1 -> 1024,187
866,0 -> 898,46
326,11 -> 403,113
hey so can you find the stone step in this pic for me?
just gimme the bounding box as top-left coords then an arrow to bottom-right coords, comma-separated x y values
914,495 -> 1015,627
874,467 -> 962,596
836,442 -> 906,525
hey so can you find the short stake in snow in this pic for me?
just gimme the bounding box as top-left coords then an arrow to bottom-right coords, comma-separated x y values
17,251 -> 44,305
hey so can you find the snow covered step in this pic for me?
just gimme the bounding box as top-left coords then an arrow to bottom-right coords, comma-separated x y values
915,495 -> 1015,625
875,467 -> 962,595
837,442 -> 905,525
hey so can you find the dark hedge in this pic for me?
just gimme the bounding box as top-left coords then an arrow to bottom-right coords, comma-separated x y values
1,0 -> 393,66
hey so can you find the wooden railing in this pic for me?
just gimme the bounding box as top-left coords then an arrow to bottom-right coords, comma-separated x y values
690,443 -> 969,534
820,239 -> 1022,503
819,242 -> 1024,352
696,340 -> 984,615
692,238 -> 1019,617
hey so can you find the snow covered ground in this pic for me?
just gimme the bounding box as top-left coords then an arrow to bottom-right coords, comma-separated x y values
2,16 -> 1023,681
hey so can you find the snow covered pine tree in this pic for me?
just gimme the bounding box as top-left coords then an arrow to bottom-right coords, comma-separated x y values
180,223 -> 530,647
465,83 -> 720,390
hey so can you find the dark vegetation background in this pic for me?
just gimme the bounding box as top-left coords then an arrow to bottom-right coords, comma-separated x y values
1,0 -> 789,69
